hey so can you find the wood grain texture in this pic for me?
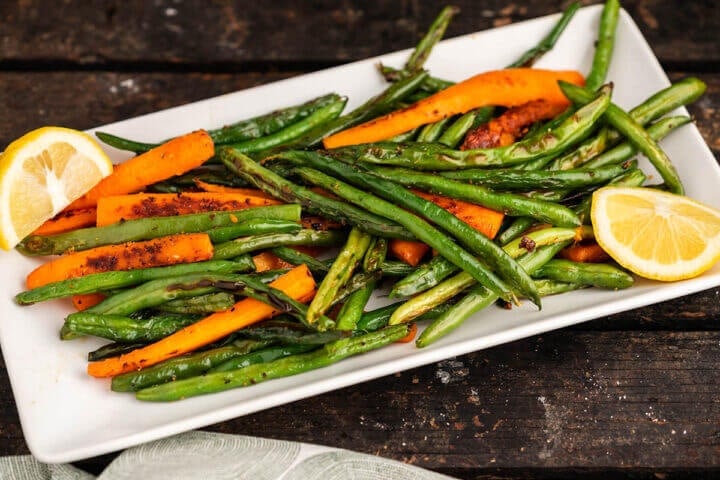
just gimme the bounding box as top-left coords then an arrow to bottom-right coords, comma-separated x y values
0,1 -> 717,67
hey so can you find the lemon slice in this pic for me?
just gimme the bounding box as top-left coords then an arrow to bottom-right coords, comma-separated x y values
591,186 -> 720,281
0,126 -> 113,249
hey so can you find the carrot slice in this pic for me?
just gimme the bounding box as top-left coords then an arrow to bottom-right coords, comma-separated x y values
69,130 -> 215,210
412,190 -> 505,239
252,251 -> 295,272
559,241 -> 610,263
323,68 -> 585,148
87,264 -> 316,377
95,192 -> 282,226
389,239 -> 430,267
72,293 -> 106,311
395,323 -> 418,343
26,233 -> 214,289
32,208 -> 97,235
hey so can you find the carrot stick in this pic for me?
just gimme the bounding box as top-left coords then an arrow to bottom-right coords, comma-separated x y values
69,130 -> 215,210
26,233 -> 214,289
87,264 -> 316,377
193,179 -> 277,200
95,192 -> 281,226
412,190 -> 505,239
323,68 -> 585,148
395,323 -> 418,343
252,251 -> 294,272
72,293 -> 106,311
559,241 -> 610,263
389,239 -> 430,267
32,208 -> 97,235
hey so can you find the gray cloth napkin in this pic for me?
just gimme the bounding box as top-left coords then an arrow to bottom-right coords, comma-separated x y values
0,431 -> 456,480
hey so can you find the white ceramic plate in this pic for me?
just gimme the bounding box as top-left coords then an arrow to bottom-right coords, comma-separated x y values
2,5 -> 719,463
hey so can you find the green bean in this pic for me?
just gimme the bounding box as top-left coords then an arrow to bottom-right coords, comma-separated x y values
325,86 -> 610,170
353,302 -> 455,334
547,128 -> 608,170
438,162 -> 630,191
234,320 -> 346,346
363,237 -> 387,273
135,324 -> 409,401
335,281 -> 376,331
284,71 -> 429,148
330,271 -> 383,309
624,78 -> 706,134
532,279 -> 586,297
388,127 -> 420,142
533,259 -> 634,289
219,148 -> 415,240
88,342 -> 145,362
417,117 -> 452,142
508,2 -> 581,67
94,132 -> 157,154
378,261 -> 415,277
147,165 -> 251,192
111,340 -> 274,391
15,259 -> 254,305
560,81 -> 684,194
205,219 -> 301,243
585,0 -> 620,90
389,255 -> 458,298
583,116 -> 692,169
208,344 -> 319,374
390,227 -> 578,325
62,312 -> 199,342
307,228 -> 373,325
405,6 -> 459,72
18,205 -> 301,256
270,246 -> 329,276
437,110 -> 479,147
416,242 -> 569,347
284,152 -> 542,305
289,163 -> 519,306
212,230 -> 346,260
496,217 -> 536,245
373,166 -> 580,227
157,292 -> 236,314
229,98 -> 346,153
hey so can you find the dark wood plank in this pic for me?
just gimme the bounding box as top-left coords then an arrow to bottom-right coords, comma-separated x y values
5,330 -> 719,477
0,1 -> 717,67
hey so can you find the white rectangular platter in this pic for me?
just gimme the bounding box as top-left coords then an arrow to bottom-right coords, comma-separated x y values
1,5 -> 719,463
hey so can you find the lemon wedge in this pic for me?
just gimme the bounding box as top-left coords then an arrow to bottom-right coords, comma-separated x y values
0,127 -> 112,249
591,186 -> 720,281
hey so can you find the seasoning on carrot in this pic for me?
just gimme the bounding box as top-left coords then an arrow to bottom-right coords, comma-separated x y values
68,130 -> 215,210
95,192 -> 282,226
86,264 -> 316,378
26,233 -> 214,289
322,68 -> 585,148
559,241 -> 611,263
72,293 -> 106,311
252,251 -> 295,272
32,208 -> 97,236
389,239 -> 431,267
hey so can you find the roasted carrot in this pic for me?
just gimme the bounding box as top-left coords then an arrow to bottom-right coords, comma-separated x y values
395,323 -> 418,343
72,293 -> 106,311
32,208 -> 97,235
95,192 -> 282,226
252,251 -> 295,272
389,239 -> 430,267
193,179 -> 277,200
560,241 -> 610,263
460,99 -> 569,149
413,190 -> 505,239
26,233 -> 214,289
86,264 -> 316,377
323,68 -> 585,148
69,130 -> 215,210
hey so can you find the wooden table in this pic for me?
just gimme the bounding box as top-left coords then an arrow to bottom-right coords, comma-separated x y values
1,1 -> 718,477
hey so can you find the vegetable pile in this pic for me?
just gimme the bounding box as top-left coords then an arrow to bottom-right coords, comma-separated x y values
13,0 -> 713,401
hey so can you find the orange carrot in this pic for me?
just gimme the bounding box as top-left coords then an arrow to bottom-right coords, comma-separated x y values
323,68 -> 585,148
560,241 -> 610,263
389,239 -> 430,267
69,130 -> 215,210
395,323 -> 418,343
72,293 -> 106,311
32,208 -> 97,235
252,251 -> 294,272
193,179 -> 277,200
26,233 -> 214,289
87,264 -> 316,377
412,190 -> 505,239
95,192 -> 282,226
